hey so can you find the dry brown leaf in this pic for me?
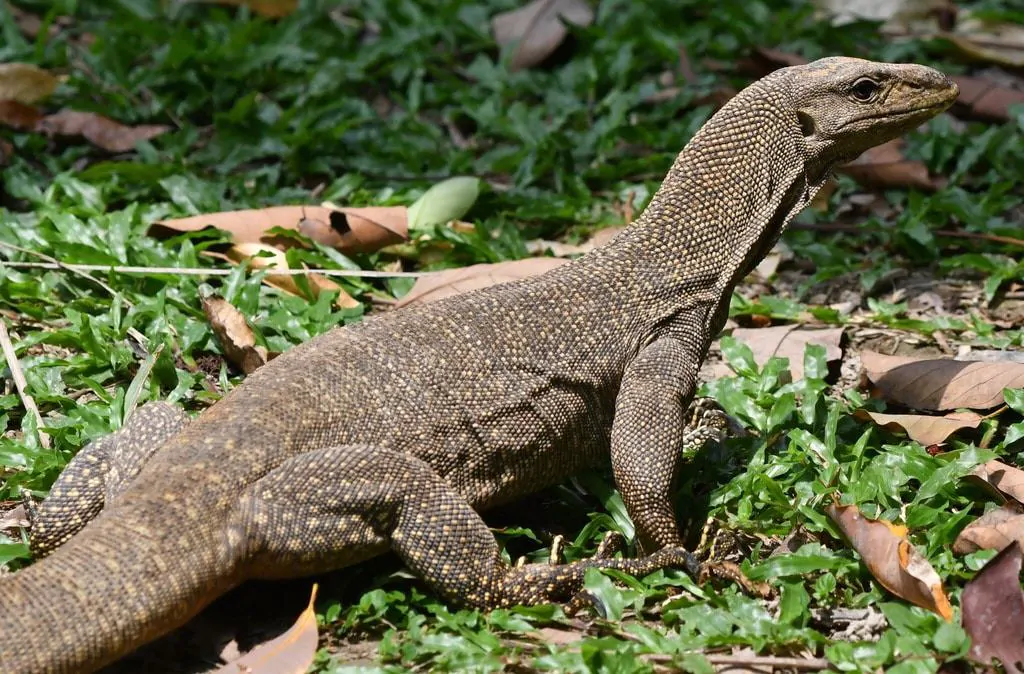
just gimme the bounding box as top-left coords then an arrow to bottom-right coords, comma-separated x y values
0,100 -> 43,131
525,226 -> 623,258
0,503 -> 28,530
813,0 -> 949,28
37,109 -> 170,152
0,63 -> 60,104
827,502 -> 953,620
190,0 -> 298,18
860,351 -> 1024,411
945,14 -> 1024,68
729,325 -> 843,381
223,243 -> 361,310
201,296 -> 268,375
953,504 -> 1024,555
152,205 -> 407,255
395,258 -> 568,309
856,409 -> 982,446
491,0 -> 594,71
952,75 -> 1024,123
969,460 -> 1024,506
215,584 -> 319,674
837,139 -> 944,192
962,543 -> 1024,673
533,626 -> 584,646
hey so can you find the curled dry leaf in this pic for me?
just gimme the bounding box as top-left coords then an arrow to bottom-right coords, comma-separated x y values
952,75 -> 1024,123
224,243 -> 361,310
968,460 -> 1024,505
201,296 -> 268,375
38,109 -> 170,152
526,227 -> 623,258
961,543 -> 1024,674
0,100 -> 43,131
0,63 -> 60,104
946,14 -> 1024,69
855,409 -> 982,446
214,584 -> 319,674
151,205 -> 407,255
812,0 -> 949,29
953,504 -> 1024,555
728,325 -> 844,381
491,0 -> 594,71
395,258 -> 568,309
860,351 -> 1024,411
838,138 -> 944,192
826,503 -> 953,620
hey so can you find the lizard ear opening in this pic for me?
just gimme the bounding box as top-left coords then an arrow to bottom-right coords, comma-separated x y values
797,110 -> 816,138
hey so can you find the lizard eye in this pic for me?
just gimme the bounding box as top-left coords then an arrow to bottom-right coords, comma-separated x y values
850,78 -> 880,102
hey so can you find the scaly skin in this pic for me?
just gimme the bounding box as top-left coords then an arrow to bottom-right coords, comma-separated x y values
0,57 -> 957,673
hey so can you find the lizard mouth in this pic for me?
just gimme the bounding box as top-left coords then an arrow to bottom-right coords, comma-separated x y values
844,96 -> 957,127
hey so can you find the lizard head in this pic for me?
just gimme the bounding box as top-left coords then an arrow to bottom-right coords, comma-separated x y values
784,56 -> 959,178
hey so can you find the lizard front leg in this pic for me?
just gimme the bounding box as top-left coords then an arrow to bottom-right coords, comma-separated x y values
611,337 -> 701,554
233,445 -> 695,609
27,401 -> 188,557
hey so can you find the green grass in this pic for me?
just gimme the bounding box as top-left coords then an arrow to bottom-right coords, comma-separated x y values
2,0 -> 1024,672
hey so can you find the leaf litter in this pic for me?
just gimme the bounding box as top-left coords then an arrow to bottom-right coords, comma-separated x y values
961,543 -> 1024,673
826,503 -> 953,621
491,0 -> 594,71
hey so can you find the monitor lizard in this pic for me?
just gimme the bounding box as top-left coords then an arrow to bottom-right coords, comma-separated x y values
0,57 -> 957,673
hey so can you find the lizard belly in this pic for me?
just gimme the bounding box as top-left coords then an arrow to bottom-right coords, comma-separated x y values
439,372 -> 613,510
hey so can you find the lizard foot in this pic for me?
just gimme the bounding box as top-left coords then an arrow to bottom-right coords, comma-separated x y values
498,543 -> 698,614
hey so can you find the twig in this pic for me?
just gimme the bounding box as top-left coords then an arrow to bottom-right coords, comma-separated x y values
703,653 -> 833,670
0,260 -> 430,279
0,318 -> 50,449
934,229 -> 1024,248
788,222 -> 1024,247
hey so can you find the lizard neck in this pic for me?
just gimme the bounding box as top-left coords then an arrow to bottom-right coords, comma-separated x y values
579,79 -> 823,340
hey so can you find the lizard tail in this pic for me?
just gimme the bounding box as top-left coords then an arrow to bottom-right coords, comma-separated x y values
0,507 -> 236,674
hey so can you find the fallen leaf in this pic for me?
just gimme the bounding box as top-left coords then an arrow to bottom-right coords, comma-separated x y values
492,0 -> 594,71
813,0 -> 948,28
946,13 -> 1024,69
407,176 -> 481,229
37,109 -> 169,152
961,543 -> 1024,673
856,409 -> 982,446
533,626 -> 584,646
969,460 -> 1024,506
526,227 -> 623,258
223,243 -> 361,310
201,296 -> 268,375
752,242 -> 792,280
152,205 -> 407,255
952,75 -> 1024,123
860,351 -> 1024,411
0,100 -> 43,131
0,504 -> 28,530
0,63 -> 60,104
954,504 -> 1024,555
215,584 -> 319,674
838,139 -> 944,192
827,502 -> 953,620
192,0 -> 298,18
729,325 -> 844,381
395,258 -> 568,308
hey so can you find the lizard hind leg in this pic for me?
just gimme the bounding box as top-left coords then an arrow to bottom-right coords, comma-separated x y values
232,444 -> 697,612
26,401 -> 188,557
